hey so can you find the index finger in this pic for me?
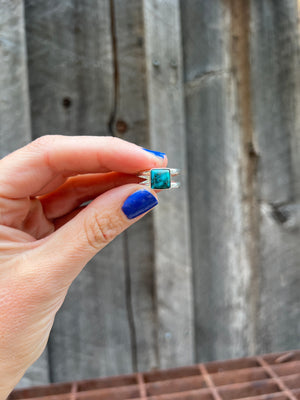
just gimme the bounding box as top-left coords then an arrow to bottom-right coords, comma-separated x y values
0,135 -> 167,198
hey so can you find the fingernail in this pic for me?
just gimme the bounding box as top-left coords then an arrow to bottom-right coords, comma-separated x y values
143,148 -> 166,159
122,189 -> 158,219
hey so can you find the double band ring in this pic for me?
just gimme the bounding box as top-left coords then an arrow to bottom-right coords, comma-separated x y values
138,168 -> 180,189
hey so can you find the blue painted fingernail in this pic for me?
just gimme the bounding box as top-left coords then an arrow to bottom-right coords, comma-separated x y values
143,148 -> 166,159
122,190 -> 158,219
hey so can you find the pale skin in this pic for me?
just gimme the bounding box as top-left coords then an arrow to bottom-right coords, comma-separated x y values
0,135 -> 167,399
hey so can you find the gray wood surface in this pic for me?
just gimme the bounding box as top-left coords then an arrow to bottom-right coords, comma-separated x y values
112,0 -> 159,372
250,0 -> 300,352
181,0 -> 300,362
24,0 -> 113,137
0,0 -> 31,156
181,0 -> 255,362
143,0 -> 194,368
48,239 -> 133,380
1,0 -> 299,388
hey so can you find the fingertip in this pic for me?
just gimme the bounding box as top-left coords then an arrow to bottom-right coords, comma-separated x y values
162,154 -> 168,167
142,148 -> 166,159
141,147 -> 168,167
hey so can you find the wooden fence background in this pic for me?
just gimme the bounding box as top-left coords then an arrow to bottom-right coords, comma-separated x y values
0,0 -> 299,388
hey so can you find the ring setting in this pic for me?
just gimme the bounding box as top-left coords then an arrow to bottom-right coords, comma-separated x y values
138,168 -> 180,189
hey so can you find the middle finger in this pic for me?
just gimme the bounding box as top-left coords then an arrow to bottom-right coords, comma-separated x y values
39,172 -> 143,219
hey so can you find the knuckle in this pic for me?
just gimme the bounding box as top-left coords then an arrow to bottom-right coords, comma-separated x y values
29,135 -> 61,169
106,135 -> 122,147
84,210 -> 123,250
30,135 -> 58,149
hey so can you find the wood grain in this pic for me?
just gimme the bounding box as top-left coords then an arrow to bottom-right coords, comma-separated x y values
181,0 -> 256,361
24,0 -> 113,137
111,0 -> 158,372
48,239 -> 133,380
250,0 -> 300,352
0,0 -> 31,156
143,0 -> 194,368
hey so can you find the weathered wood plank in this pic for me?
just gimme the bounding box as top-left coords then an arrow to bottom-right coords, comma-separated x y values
250,0 -> 300,352
24,0 -> 133,381
24,0 -> 113,137
143,0 -> 194,368
112,0 -> 158,372
181,0 -> 256,361
0,0 -> 50,387
48,239 -> 133,380
0,0 -> 31,156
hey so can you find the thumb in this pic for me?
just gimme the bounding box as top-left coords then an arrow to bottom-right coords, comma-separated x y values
35,184 -> 158,284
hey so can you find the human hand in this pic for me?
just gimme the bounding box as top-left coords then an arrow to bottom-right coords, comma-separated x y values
0,135 -> 167,398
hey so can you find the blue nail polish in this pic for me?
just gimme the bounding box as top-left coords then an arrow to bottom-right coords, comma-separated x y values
122,190 -> 158,219
143,148 -> 166,159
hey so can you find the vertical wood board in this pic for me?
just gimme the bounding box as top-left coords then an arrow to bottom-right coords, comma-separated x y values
143,0 -> 194,368
181,0 -> 257,361
250,0 -> 300,352
48,238 -> 133,380
0,0 -> 31,156
112,0 -> 158,372
25,0 -> 113,137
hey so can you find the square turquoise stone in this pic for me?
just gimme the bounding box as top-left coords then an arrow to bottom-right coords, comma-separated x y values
151,168 -> 171,189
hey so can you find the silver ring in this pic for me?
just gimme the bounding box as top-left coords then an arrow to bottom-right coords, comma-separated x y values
138,168 -> 180,189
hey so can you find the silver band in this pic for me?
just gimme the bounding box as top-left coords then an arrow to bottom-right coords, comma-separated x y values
138,168 -> 180,179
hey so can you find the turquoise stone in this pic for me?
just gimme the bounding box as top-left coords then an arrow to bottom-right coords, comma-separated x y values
151,169 -> 171,189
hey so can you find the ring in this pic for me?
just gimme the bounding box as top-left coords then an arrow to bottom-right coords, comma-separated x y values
138,168 -> 180,189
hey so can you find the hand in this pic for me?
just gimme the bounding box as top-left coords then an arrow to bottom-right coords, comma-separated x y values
0,135 -> 167,398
